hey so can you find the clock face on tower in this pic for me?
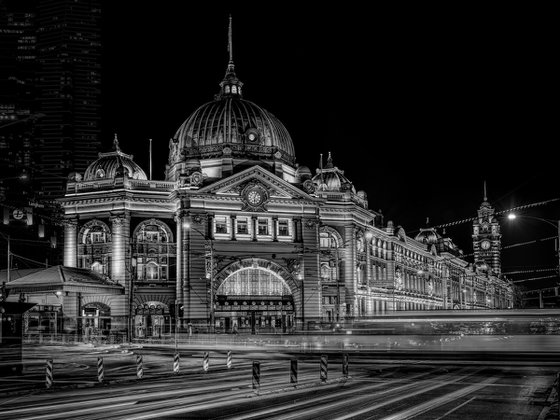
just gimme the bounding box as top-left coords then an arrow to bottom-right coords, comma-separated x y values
480,240 -> 491,250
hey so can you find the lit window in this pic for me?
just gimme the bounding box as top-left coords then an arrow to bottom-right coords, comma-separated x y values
237,219 -> 248,235
278,220 -> 290,236
258,219 -> 269,235
95,168 -> 105,178
91,261 -> 104,274
215,217 -> 228,234
320,232 -> 337,248
146,262 -> 159,280
232,85 -> 237,94
225,85 -> 230,93
90,230 -> 104,243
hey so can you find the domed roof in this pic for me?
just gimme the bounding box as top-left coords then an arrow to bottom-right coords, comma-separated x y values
311,152 -> 355,193
83,135 -> 147,181
170,19 -> 295,172
414,228 -> 442,245
173,96 -> 295,162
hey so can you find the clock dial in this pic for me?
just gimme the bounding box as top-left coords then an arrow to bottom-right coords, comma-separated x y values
247,190 -> 262,205
481,240 -> 491,250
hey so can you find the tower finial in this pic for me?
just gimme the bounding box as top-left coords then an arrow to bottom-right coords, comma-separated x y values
483,180 -> 487,202
325,151 -> 334,168
113,133 -> 120,152
228,14 -> 233,64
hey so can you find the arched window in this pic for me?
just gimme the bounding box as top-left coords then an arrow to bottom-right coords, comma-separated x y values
231,85 -> 237,94
217,268 -> 291,296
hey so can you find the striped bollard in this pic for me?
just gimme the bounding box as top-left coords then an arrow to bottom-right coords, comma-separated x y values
203,352 -> 209,372
252,361 -> 260,392
226,350 -> 232,369
290,359 -> 298,385
97,357 -> 104,383
136,354 -> 143,379
173,353 -> 180,374
45,359 -> 53,389
342,353 -> 349,378
320,354 -> 328,383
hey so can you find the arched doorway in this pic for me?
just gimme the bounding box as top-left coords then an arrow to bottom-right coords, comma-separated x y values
134,302 -> 170,338
214,265 -> 295,334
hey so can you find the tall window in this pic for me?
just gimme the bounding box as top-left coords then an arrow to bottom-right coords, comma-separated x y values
278,219 -> 290,236
257,219 -> 269,235
215,216 -> 228,234
237,218 -> 248,235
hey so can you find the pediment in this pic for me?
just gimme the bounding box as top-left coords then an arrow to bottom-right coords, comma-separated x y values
197,165 -> 314,201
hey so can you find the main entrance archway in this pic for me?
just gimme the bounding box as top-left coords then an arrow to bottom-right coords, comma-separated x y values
214,260 -> 296,334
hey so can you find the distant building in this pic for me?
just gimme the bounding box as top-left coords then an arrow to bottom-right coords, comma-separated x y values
6,18 -> 513,337
0,0 -> 103,270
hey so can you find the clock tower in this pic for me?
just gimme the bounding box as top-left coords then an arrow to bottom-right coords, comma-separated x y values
472,182 -> 502,275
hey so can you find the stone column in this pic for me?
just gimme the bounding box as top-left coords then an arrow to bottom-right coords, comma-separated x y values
64,217 -> 77,267
110,212 -> 129,284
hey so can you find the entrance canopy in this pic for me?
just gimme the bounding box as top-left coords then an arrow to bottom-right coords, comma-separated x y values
5,265 -> 124,295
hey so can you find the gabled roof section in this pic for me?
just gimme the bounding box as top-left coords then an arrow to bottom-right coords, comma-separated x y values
198,165 -> 318,201
5,265 -> 124,295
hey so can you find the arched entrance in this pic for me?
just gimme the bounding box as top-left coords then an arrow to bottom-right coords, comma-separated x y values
214,263 -> 295,334
134,302 -> 170,338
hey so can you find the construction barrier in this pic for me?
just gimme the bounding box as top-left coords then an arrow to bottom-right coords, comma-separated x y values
342,353 -> 349,377
136,354 -> 143,379
226,350 -> 232,369
320,354 -> 328,382
252,361 -> 260,392
173,353 -> 180,374
290,359 -> 298,385
203,351 -> 209,372
97,357 -> 104,383
45,359 -> 53,389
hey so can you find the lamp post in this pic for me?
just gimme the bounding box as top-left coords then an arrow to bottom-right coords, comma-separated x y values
0,232 -> 10,284
507,213 -> 560,308
183,221 -> 214,334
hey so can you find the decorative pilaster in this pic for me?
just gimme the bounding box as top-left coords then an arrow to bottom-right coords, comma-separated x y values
110,212 -> 130,284
272,217 -> 278,241
63,217 -> 78,267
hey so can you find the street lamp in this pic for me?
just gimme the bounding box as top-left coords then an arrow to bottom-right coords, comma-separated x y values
183,221 -> 215,334
507,213 -> 560,308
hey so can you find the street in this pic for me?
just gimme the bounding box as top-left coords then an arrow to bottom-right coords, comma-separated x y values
0,337 -> 558,419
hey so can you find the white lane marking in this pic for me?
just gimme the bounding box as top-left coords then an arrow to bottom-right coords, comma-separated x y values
381,376 -> 498,420
434,396 -> 476,419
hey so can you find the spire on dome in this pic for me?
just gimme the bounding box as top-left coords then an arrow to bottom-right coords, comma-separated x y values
325,151 -> 334,169
218,15 -> 243,99
113,133 -> 120,152
483,180 -> 487,202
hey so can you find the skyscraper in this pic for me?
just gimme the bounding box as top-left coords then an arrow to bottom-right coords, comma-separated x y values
34,0 -> 102,199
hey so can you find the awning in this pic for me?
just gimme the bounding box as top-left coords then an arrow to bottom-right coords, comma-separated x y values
4,265 -> 125,295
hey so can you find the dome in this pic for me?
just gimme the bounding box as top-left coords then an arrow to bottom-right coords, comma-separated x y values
172,97 -> 295,162
167,32 -> 296,183
311,152 -> 355,193
83,136 -> 147,181
414,228 -> 442,245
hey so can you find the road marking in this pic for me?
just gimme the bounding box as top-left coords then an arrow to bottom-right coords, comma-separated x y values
434,396 -> 476,419
380,376 -> 498,420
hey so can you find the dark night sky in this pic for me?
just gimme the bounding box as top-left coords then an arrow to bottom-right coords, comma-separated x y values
100,3 -> 558,288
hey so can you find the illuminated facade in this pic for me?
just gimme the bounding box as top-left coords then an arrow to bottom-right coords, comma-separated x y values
52,21 -> 513,336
